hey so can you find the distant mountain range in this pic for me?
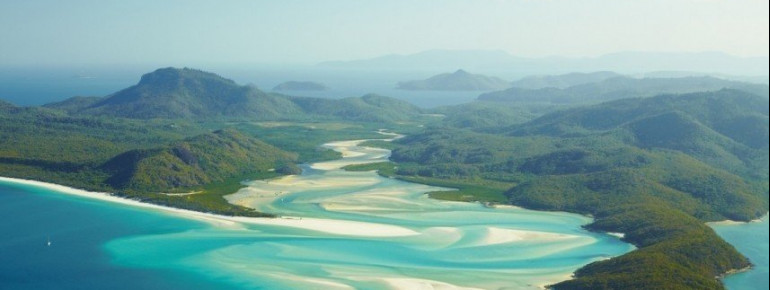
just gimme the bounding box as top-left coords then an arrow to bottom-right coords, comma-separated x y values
479,76 -> 769,105
319,49 -> 769,76
509,71 -> 623,89
272,81 -> 329,91
44,67 -> 422,122
397,69 -> 510,91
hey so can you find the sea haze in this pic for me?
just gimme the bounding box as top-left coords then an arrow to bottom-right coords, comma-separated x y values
0,66 -> 502,108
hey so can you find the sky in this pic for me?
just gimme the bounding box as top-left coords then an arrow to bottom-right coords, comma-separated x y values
0,0 -> 768,66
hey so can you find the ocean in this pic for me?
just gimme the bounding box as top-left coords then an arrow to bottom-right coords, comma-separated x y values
0,66 -> 502,108
711,216 -> 770,290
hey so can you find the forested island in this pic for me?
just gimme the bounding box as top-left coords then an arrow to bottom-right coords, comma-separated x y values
1,67 -> 768,289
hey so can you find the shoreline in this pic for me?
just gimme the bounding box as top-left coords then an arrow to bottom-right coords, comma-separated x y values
717,265 -> 754,280
706,213 -> 769,226
2,133 -> 635,289
0,176 -> 421,238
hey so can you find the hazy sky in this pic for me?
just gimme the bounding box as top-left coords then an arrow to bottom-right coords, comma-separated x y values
1,0 -> 767,66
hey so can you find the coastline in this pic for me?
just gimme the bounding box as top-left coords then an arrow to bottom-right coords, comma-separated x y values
1,134 -> 635,289
717,265 -> 753,279
0,176 -> 421,238
708,213 -> 769,286
706,213 -> 769,226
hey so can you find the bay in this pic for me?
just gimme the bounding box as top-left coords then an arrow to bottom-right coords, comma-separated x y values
1,136 -> 633,289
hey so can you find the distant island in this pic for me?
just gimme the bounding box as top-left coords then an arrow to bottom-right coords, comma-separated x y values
397,69 -> 511,91
272,81 -> 329,91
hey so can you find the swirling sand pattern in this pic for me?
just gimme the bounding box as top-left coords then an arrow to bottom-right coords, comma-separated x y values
106,135 -> 633,289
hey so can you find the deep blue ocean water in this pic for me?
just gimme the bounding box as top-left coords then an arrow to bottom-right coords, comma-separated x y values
0,182 -> 232,290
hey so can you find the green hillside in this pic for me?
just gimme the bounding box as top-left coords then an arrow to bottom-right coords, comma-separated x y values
509,89 -> 769,178
100,129 -> 298,192
382,89 -> 769,289
290,93 -> 424,122
70,68 -> 303,119
46,67 -> 423,122
41,96 -> 102,113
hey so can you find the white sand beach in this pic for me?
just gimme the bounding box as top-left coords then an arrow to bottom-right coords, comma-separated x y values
0,176 -> 419,238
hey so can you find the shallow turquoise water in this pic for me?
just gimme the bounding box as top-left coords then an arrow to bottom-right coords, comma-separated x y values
1,137 -> 633,289
711,216 -> 769,290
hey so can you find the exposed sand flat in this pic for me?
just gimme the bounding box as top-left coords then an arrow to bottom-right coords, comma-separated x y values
606,232 -> 625,239
263,272 -> 355,290
226,173 -> 384,209
707,213 -> 769,226
319,189 -> 430,213
380,277 -> 484,290
230,216 -> 420,237
482,227 -> 576,246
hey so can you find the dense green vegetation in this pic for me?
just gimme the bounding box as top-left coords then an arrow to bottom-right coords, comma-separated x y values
45,67 -> 426,122
341,161 -> 397,175
3,67 -> 769,288
382,89 -> 769,289
432,101 -> 550,129
0,103 -> 408,216
100,129 -> 300,192
288,93 -> 426,122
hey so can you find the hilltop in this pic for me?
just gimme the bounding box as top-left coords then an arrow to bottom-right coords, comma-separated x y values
45,67 -> 423,122
50,68 -> 302,119
397,69 -> 510,91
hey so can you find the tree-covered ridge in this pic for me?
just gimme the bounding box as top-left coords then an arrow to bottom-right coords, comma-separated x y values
289,93 -> 424,122
383,90 -> 769,289
432,101 -> 545,130
397,69 -> 511,91
44,67 -> 425,122
100,129 -> 299,192
41,96 -> 103,113
0,99 -> 16,110
507,89 -> 769,179
74,67 -> 304,119
479,76 -> 769,105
